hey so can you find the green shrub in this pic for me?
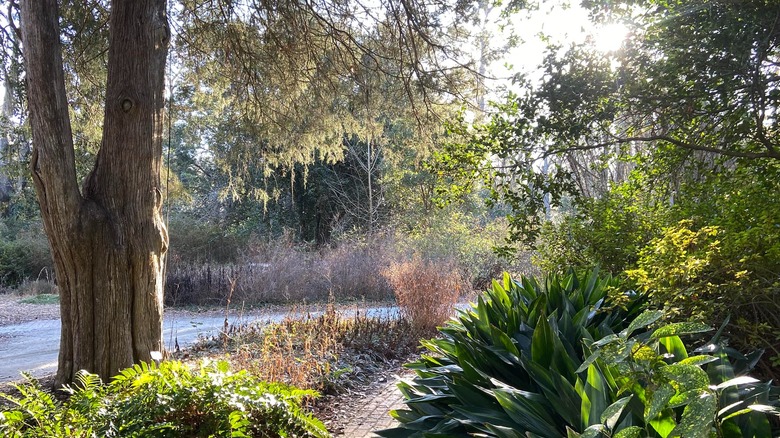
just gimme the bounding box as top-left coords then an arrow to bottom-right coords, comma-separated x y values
379,270 -> 780,437
377,269 -> 646,437
627,220 -> 780,380
576,311 -> 780,437
533,189 -> 659,275
0,229 -> 52,288
0,360 -> 329,437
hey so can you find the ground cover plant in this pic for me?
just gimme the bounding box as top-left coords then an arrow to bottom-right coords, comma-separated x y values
0,360 -> 328,437
380,270 -> 780,437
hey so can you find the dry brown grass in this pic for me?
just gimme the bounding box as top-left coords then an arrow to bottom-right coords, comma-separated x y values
187,303 -> 418,394
165,240 -> 393,307
382,257 -> 466,334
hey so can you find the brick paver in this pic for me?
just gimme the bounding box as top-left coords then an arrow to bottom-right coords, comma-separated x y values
338,376 -> 407,437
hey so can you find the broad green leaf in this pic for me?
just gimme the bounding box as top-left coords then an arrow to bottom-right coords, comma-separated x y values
576,376 -> 592,429
576,351 -> 600,374
669,392 -> 716,438
600,395 -> 632,431
585,364 -> 608,427
623,310 -> 664,337
678,355 -> 718,367
714,375 -> 759,389
661,364 -> 709,393
566,426 -> 582,438
581,424 -> 607,438
645,383 -> 675,422
630,343 -> 657,362
614,426 -> 643,438
659,335 -> 688,361
531,315 -> 554,368
720,408 -> 753,422
649,409 -> 676,438
491,326 -> 520,357
651,322 -> 712,339
592,334 -> 620,348
493,388 -> 561,437
669,389 -> 705,409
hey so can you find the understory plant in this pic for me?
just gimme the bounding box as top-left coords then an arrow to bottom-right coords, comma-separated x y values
378,269 -> 646,437
379,270 -> 780,437
0,360 -> 329,438
574,311 -> 780,437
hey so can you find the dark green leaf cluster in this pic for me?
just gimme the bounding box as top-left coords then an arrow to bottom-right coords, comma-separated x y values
0,360 -> 329,438
377,269 -> 646,437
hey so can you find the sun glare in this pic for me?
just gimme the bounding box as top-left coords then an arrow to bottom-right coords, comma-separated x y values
593,23 -> 629,53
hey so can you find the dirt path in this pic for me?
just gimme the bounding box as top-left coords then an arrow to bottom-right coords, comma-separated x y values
0,294 -> 60,326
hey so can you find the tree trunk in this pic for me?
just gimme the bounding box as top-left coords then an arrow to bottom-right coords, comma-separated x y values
20,0 -> 169,385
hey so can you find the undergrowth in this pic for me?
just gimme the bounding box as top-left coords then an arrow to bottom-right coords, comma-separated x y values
0,360 -> 328,437
186,302 -> 420,394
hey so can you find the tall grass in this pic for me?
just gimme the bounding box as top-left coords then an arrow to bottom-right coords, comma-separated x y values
165,239 -> 393,306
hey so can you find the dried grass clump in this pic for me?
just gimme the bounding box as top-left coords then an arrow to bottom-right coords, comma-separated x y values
165,239 -> 394,306
195,303 -> 418,393
382,257 -> 466,333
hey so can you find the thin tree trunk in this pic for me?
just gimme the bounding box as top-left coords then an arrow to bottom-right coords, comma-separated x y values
20,0 -> 169,385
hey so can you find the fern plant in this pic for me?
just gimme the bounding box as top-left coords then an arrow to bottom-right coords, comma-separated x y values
0,360 -> 329,437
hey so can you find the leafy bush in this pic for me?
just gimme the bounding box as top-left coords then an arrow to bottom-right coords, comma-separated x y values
382,257 -> 466,333
627,220 -> 780,380
575,311 -> 780,437
378,269 -> 646,437
533,188 -> 659,275
0,228 -> 52,288
380,270 -> 780,437
0,360 -> 329,437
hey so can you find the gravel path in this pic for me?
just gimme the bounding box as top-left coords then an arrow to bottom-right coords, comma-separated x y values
0,294 -> 60,326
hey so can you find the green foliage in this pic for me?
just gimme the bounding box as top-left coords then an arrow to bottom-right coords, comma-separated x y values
626,220 -> 724,320
534,184 -> 662,274
393,209 -> 517,289
167,213 -> 245,264
0,360 -> 329,438
433,104 -> 580,247
0,223 -> 52,288
627,205 -> 780,379
380,270 -> 780,437
377,269 -> 646,437
577,312 -> 780,437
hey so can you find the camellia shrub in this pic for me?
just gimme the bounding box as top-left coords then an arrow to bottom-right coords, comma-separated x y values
0,360 -> 329,438
379,271 -> 780,437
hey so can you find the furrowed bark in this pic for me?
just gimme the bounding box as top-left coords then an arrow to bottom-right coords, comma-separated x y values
20,0 -> 169,385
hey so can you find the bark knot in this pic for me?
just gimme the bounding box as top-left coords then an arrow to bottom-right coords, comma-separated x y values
121,98 -> 134,112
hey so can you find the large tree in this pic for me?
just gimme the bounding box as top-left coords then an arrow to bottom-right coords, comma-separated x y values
20,0 -> 169,385
435,0 -> 780,246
